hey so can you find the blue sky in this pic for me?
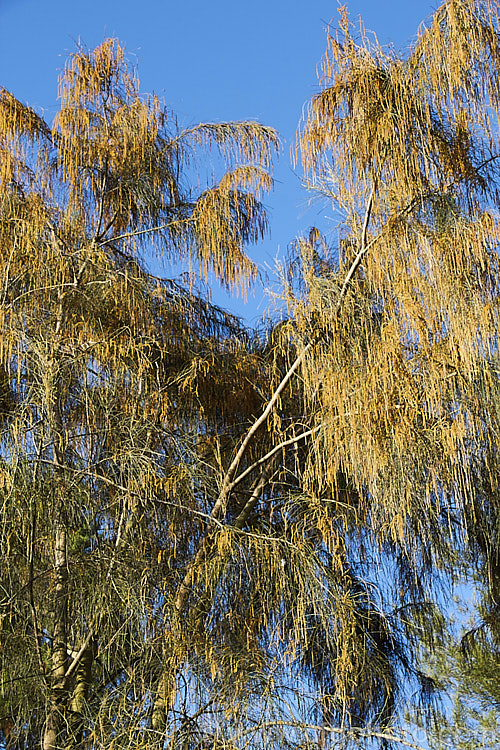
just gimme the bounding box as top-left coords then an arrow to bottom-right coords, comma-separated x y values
0,0 -> 437,323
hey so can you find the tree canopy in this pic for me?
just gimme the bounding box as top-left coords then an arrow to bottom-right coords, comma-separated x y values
1,2 -> 500,749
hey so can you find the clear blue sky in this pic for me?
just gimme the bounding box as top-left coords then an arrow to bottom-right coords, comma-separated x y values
0,0 -> 437,323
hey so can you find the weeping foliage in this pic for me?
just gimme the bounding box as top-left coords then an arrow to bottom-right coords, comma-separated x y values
0,38 -> 278,292
291,0 -> 500,680
2,4 -> 500,750
0,39 -> 283,750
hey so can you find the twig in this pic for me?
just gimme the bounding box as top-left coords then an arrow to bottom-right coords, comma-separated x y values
97,222 -> 174,248
229,425 -> 321,491
336,180 -> 376,309
232,720 -> 429,750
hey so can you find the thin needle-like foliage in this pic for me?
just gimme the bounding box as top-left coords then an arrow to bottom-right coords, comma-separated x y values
2,4 -> 500,750
0,39 -> 282,750
295,0 -> 500,580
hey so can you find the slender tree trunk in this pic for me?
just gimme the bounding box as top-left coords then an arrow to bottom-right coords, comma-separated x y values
43,521 -> 68,750
151,668 -> 175,747
67,639 -> 96,749
43,346 -> 69,750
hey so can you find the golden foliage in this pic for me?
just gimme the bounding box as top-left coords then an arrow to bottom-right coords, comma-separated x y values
1,39 -> 278,292
293,0 -> 500,568
3,5 -> 500,749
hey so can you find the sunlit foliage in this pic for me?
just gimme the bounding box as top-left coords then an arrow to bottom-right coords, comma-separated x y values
2,2 -> 500,750
294,0 -> 500,610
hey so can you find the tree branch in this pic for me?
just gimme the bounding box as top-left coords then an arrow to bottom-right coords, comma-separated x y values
213,179 -> 378,517
229,424 -> 321,491
232,720 -> 429,750
336,180 -> 376,309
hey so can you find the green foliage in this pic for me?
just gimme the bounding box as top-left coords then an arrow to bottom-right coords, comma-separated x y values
409,601 -> 500,749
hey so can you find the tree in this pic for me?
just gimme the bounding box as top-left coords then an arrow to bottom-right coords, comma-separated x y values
178,0 -> 500,741
286,0 -> 500,734
2,2 -> 500,749
0,32 -> 432,750
0,39 -> 279,749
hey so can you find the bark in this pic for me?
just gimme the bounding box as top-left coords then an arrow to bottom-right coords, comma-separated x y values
67,638 -> 96,749
151,669 -> 174,747
43,522 -> 68,750
43,348 -> 69,750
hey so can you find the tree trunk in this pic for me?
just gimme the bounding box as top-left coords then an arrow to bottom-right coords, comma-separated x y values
151,669 -> 173,746
67,639 -> 96,749
43,522 -> 68,750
